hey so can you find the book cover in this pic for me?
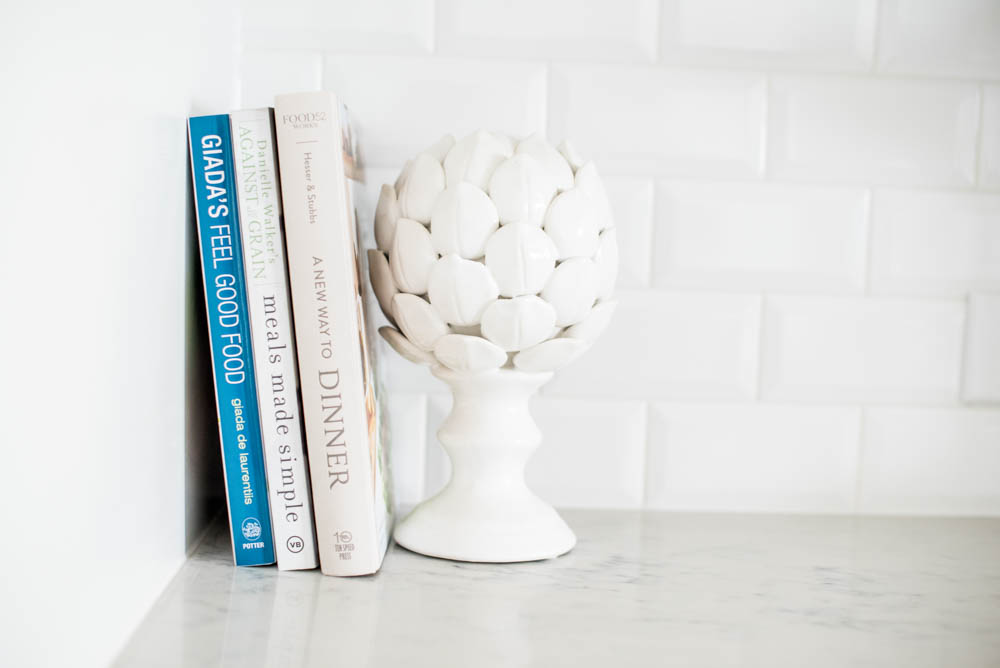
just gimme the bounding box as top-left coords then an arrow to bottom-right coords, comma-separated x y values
188,114 -> 276,567
230,108 -> 319,571
274,92 -> 392,576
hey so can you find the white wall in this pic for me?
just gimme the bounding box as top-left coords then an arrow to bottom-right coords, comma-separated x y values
240,0 -> 1000,516
0,1 -> 236,666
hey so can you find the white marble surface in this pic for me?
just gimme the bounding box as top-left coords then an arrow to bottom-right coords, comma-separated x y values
116,511 -> 1000,667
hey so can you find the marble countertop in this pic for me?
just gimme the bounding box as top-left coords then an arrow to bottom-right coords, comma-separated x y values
116,511 -> 1000,667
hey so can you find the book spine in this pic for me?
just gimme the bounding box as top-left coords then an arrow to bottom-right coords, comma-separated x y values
188,114 -> 276,567
274,93 -> 380,576
230,108 -> 319,571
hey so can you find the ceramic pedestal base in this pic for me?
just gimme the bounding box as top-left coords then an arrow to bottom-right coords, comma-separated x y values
393,365 -> 576,562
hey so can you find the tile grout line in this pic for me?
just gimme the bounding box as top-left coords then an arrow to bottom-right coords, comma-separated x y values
652,0 -> 664,65
532,390 -> 977,411
852,406 -> 868,513
639,400 -> 652,508
646,180 -> 658,289
232,4 -> 244,107
582,285 -> 982,304
973,83 -> 986,187
862,187 -> 876,295
306,43 -> 1000,87
869,0 -> 884,74
364,153 -> 998,195
957,294 -> 973,404
429,0 -> 438,54
416,392 -> 430,502
760,73 -> 771,180
754,293 -> 768,401
232,9 -> 244,109
316,48 -> 325,91
314,49 -> 324,90
543,61 -> 553,140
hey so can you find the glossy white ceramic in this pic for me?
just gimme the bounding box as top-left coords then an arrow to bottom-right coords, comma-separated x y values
557,138 -> 585,171
373,134 -> 619,563
515,133 -> 574,191
374,183 -> 400,252
390,217 -> 437,294
392,293 -> 451,351
377,134 -> 616,369
488,154 -> 556,226
592,228 -> 619,300
426,254 -> 500,326
480,295 -> 557,352
543,187 -> 601,260
432,334 -> 507,373
430,182 -> 500,258
423,133 -> 456,162
541,257 -> 598,326
513,337 -> 590,372
379,325 -> 436,365
484,222 -> 558,297
367,249 -> 398,325
565,299 -> 618,343
393,366 -> 576,562
399,152 -> 445,223
443,130 -> 511,190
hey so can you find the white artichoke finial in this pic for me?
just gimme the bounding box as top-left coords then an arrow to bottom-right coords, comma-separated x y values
370,131 -> 618,374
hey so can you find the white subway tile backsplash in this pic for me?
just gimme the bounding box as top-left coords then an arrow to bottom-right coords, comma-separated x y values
550,65 -> 766,177
242,0 -> 433,54
647,403 -> 861,512
605,177 -> 654,288
527,398 -> 647,508
546,290 -> 761,400
233,7 -> 1000,517
660,0 -> 877,72
878,0 -> 1000,79
761,296 -> 965,403
871,190 -> 1000,295
981,86 -> 1000,191
964,295 -> 1000,403
383,393 -> 427,507
436,0 -> 658,63
859,407 -> 1000,515
768,76 -> 980,187
654,180 -> 869,293
239,50 -> 321,109
325,55 -> 547,167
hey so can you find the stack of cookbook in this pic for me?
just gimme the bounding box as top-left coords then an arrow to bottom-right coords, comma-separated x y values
187,92 -> 391,577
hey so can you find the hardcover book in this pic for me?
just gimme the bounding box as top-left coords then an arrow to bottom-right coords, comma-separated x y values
188,114 -> 276,567
230,108 -> 319,571
274,91 -> 392,576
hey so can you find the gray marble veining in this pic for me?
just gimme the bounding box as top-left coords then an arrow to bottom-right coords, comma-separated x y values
116,511 -> 1000,667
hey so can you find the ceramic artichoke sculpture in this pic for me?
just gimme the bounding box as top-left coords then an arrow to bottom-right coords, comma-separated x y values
369,131 -> 618,374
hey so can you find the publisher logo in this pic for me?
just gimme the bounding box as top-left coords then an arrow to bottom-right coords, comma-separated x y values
241,517 -> 263,541
286,536 -> 305,553
282,111 -> 326,129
